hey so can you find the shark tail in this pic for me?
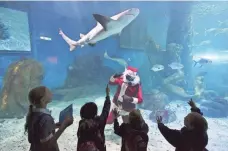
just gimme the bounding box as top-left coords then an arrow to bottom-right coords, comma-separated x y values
59,28 -> 78,51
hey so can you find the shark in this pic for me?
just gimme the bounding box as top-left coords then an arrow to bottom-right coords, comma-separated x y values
104,51 -> 128,68
164,83 -> 195,98
59,8 -> 140,51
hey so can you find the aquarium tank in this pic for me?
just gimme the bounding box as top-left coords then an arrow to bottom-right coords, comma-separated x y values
0,1 -> 228,151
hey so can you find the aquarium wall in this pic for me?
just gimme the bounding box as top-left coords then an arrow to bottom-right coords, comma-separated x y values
0,1 -> 228,151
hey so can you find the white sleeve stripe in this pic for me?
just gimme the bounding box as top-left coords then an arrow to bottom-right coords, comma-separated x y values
40,133 -> 53,143
132,97 -> 138,104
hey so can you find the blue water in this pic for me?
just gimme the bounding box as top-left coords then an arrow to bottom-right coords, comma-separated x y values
0,1 -> 228,151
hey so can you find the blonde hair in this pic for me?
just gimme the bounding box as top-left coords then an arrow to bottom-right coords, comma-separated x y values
24,86 -> 46,133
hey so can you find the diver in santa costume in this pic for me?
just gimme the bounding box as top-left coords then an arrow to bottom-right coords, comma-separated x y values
107,66 -> 143,124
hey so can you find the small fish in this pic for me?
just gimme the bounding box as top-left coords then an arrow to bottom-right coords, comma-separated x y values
188,40 -> 211,48
214,28 -> 228,36
104,51 -> 128,68
160,49 -> 166,52
193,58 -> 212,68
168,62 -> 184,70
198,40 -> 211,46
218,20 -> 228,27
204,28 -> 220,36
151,64 -> 164,72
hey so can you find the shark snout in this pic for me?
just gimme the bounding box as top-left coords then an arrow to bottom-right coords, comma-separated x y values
127,8 -> 140,16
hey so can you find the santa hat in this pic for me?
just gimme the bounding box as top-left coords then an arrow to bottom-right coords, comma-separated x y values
127,66 -> 138,73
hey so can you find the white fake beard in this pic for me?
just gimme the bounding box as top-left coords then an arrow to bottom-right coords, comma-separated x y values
122,68 -> 140,86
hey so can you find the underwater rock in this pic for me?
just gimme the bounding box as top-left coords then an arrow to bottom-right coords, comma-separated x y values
162,83 -> 194,99
164,2 -> 193,83
0,59 -> 44,118
140,89 -> 169,112
64,54 -> 115,88
200,99 -> 228,118
149,109 -> 177,124
202,90 -> 219,100
163,70 -> 185,84
194,76 -> 205,98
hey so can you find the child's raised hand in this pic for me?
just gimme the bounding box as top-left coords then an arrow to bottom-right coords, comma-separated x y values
106,84 -> 110,96
156,116 -> 163,124
188,98 -> 196,108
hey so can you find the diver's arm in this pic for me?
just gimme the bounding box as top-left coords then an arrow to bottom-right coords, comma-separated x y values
109,74 -> 122,85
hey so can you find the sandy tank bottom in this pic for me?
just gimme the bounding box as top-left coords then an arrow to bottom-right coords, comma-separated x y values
0,96 -> 227,151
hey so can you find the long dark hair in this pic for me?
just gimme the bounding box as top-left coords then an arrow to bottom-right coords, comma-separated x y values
24,86 -> 46,133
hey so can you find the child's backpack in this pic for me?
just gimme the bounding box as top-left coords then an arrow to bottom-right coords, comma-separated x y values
78,119 -> 104,151
125,129 -> 148,151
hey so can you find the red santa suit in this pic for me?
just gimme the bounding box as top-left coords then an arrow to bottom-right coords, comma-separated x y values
106,66 -> 143,124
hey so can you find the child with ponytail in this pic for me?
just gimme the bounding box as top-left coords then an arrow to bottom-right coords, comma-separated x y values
25,86 -> 73,151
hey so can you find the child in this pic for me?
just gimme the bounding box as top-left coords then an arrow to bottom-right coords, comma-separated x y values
157,99 -> 208,151
113,109 -> 149,151
77,85 -> 111,151
24,86 -> 73,151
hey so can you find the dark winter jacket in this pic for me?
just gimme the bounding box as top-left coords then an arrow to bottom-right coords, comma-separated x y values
114,118 -> 149,151
158,107 -> 208,151
77,96 -> 111,151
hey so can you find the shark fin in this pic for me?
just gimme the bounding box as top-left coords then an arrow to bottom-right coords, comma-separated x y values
104,51 -> 110,59
88,43 -> 96,47
93,14 -> 116,31
193,61 -> 197,67
70,45 -> 76,51
80,33 -> 85,38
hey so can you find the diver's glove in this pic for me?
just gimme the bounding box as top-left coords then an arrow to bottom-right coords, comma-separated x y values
113,73 -> 123,78
122,94 -> 133,103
